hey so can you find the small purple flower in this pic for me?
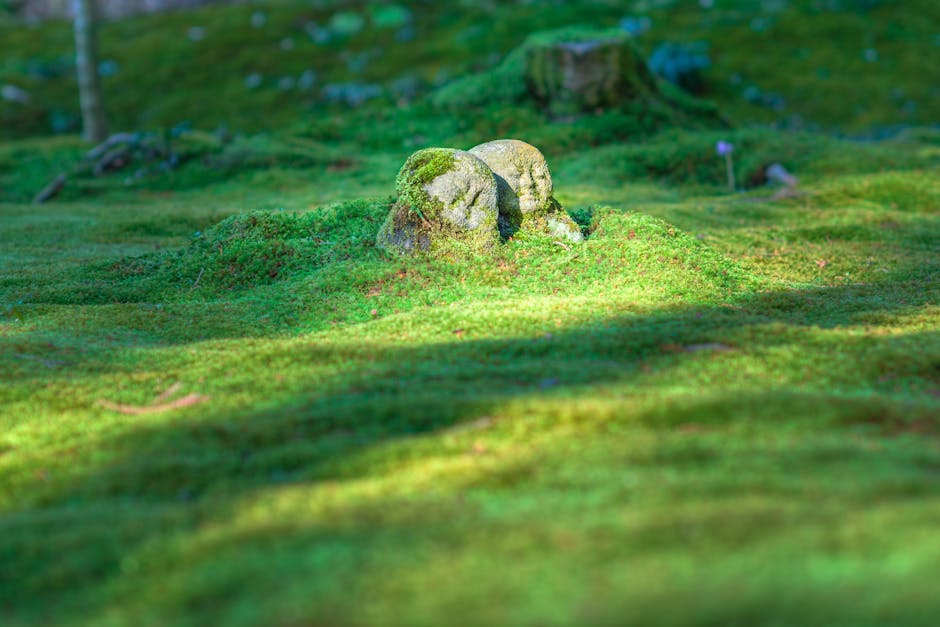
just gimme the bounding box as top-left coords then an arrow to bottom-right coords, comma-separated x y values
716,140 -> 736,191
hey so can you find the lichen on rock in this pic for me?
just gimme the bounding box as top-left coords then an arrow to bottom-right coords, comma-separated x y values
468,139 -> 582,242
376,147 -> 500,256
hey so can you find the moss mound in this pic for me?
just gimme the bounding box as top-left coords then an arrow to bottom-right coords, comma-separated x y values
585,208 -> 758,297
112,198 -> 388,295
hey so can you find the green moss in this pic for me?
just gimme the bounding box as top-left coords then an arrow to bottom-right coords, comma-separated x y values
435,26 -> 638,105
0,130 -> 350,203
432,27 -> 651,113
374,201 -> 431,255
394,147 -> 457,221
2,149 -> 940,626
432,24 -> 720,136
555,126 -> 937,193
378,148 -> 503,257
2,0 -> 939,138
0,135 -> 86,203
3,3 -> 940,626
431,46 -> 529,111
97,198 -> 389,298
526,28 -> 657,113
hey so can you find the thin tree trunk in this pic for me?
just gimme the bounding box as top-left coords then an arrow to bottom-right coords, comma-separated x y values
73,0 -> 108,143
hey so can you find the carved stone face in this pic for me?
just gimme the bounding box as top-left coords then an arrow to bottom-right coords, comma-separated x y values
422,150 -> 499,230
379,147 -> 500,256
469,139 -> 554,219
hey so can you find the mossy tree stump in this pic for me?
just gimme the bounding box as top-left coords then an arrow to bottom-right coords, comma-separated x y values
524,31 -> 659,116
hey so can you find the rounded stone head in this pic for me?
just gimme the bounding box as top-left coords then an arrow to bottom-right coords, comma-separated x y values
379,147 -> 500,256
396,147 -> 498,231
468,139 -> 554,220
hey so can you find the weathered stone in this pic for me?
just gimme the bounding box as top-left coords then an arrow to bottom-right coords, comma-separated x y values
546,212 -> 584,242
468,139 -> 582,242
376,147 -> 500,256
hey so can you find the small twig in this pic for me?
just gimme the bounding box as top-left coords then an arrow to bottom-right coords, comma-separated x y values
12,353 -> 67,368
191,267 -> 205,291
97,393 -> 209,415
724,152 -> 736,192
410,205 -> 428,223
741,188 -> 807,204
553,241 -> 571,251
765,163 -> 798,188
85,132 -> 137,160
94,146 -> 133,176
152,382 -> 183,404
33,174 -> 67,204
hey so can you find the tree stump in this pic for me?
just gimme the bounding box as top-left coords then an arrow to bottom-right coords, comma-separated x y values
524,31 -> 659,116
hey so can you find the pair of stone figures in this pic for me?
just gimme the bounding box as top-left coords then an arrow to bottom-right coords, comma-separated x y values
376,139 -> 583,255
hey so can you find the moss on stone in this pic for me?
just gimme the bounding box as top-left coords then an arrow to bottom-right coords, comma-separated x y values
375,201 -> 431,255
378,148 -> 500,257
468,139 -> 582,243
394,147 -> 458,221
376,201 -> 499,258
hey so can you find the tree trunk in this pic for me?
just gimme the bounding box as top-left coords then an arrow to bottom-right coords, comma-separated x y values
72,0 -> 108,143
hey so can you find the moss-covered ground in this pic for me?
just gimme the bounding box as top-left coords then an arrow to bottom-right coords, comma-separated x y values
2,1 -> 939,625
